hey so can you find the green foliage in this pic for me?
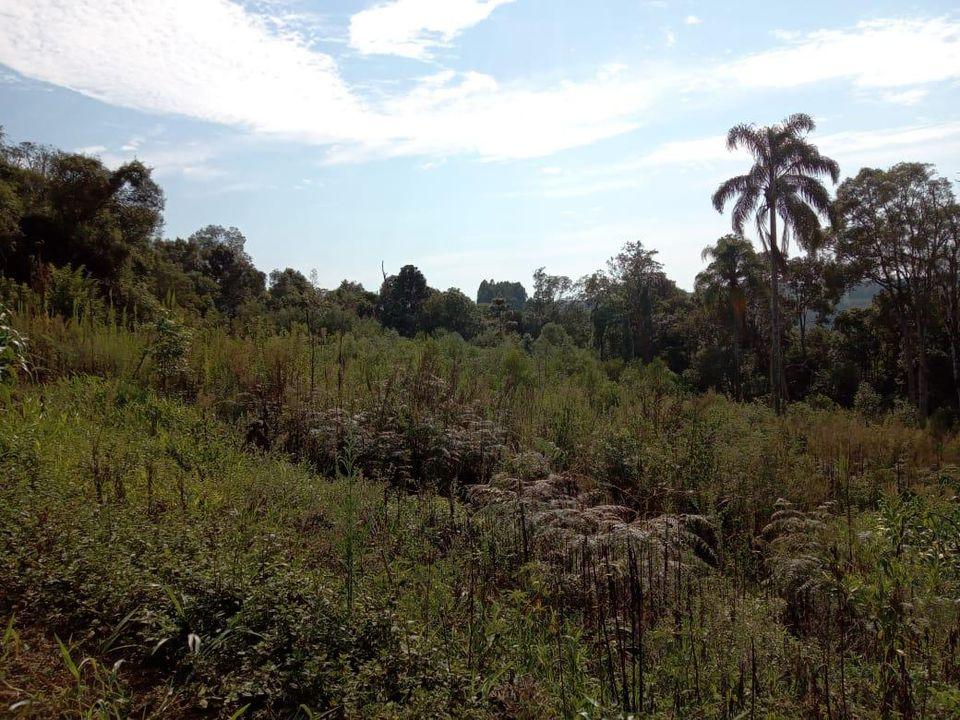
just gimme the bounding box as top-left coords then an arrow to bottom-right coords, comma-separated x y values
146,312 -> 191,389
423,288 -> 482,339
378,264 -> 430,337
45,264 -> 103,319
0,379 -> 594,718
3,313 -> 960,718
5,124 -> 960,719
854,381 -> 883,418
476,279 -> 527,311
0,303 -> 27,383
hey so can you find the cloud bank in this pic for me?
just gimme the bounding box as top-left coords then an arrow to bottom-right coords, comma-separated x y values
0,2 -> 958,163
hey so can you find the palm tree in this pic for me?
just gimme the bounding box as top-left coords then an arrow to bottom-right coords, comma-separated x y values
696,235 -> 763,399
711,113 -> 839,414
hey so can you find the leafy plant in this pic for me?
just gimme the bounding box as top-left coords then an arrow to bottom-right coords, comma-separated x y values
0,303 -> 28,382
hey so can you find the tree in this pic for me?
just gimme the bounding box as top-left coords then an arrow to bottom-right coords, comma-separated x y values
576,242 -> 688,365
577,270 -> 616,357
784,253 -> 846,357
833,163 -> 956,415
0,139 -> 164,308
939,204 -> 960,409
607,241 -> 667,363
328,280 -> 377,319
712,113 -> 839,414
477,279 -> 527,310
696,234 -> 764,398
156,226 -> 265,317
191,225 -> 265,317
0,129 -> 23,247
267,267 -> 320,332
377,264 -> 430,337
268,268 -> 314,307
422,288 -> 482,339
529,267 -> 573,330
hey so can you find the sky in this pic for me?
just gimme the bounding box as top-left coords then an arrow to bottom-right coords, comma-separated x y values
1,1 -> 959,295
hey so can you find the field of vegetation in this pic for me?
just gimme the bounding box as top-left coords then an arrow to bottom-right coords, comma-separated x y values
2,307 -> 959,718
2,117 -> 960,718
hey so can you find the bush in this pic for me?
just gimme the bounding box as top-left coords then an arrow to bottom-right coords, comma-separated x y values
853,381 -> 882,418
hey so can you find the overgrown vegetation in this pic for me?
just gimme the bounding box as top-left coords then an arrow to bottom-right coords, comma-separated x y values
2,307 -> 959,718
3,122 -> 960,420
2,122 -> 960,717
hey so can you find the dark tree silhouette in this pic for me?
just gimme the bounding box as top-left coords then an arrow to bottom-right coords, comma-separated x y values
378,264 -> 430,337
696,235 -> 763,399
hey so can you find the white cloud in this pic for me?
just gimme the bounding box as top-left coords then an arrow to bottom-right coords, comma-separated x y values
194,180 -> 272,196
120,136 -> 143,152
75,144 -> 107,155
818,122 -> 960,167
632,135 -> 734,167
685,15 -> 702,26
0,4 -> 958,167
721,18 -> 960,90
665,30 -> 676,47
0,0 -> 368,140
0,0 -> 657,162
349,0 -> 515,59
96,141 -> 224,180
880,88 -> 929,106
770,29 -> 800,42
530,122 -> 960,198
638,122 -> 960,172
319,67 -> 658,163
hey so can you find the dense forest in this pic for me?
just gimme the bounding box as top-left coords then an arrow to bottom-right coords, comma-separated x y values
2,115 -> 960,719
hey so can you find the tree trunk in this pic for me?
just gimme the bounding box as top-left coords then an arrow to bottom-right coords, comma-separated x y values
950,328 -> 960,411
899,314 -> 917,410
732,304 -> 743,402
798,311 -> 807,358
768,213 -> 783,415
917,321 -> 929,418
948,278 -> 960,411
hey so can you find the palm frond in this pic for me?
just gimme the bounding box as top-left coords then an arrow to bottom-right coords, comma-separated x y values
781,112 -> 816,136
779,195 -> 823,254
781,173 -> 833,215
726,123 -> 765,158
712,173 -> 752,212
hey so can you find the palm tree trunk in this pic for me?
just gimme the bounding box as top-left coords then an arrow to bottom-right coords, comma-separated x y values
768,213 -> 783,415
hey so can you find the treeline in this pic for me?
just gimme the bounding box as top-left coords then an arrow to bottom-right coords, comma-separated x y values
1,123 -> 959,419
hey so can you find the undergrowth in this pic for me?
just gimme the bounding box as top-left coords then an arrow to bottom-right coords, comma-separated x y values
1,312 -> 959,718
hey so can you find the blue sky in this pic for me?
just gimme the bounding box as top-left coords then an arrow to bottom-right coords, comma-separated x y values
1,1 -> 959,294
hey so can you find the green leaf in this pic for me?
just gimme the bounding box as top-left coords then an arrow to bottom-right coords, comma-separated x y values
162,585 -> 184,617
56,635 -> 80,682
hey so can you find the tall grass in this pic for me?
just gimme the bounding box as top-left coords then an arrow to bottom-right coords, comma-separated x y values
2,308 -> 959,717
